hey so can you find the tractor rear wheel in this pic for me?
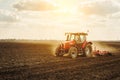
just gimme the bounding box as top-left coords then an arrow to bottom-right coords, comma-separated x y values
69,47 -> 78,59
84,45 -> 92,57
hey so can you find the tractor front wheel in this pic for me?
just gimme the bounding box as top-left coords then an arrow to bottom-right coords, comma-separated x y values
69,47 -> 78,59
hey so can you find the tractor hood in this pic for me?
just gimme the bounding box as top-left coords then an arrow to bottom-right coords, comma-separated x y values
62,40 -> 76,49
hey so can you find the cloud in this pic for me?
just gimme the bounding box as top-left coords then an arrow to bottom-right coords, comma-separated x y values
79,0 -> 120,16
13,0 -> 58,11
0,9 -> 19,22
115,0 -> 120,3
110,11 -> 120,19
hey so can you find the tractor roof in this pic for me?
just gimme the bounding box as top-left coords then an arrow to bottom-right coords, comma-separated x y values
65,32 -> 88,35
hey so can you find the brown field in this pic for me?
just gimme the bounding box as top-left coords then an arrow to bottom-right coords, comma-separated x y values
0,40 -> 120,80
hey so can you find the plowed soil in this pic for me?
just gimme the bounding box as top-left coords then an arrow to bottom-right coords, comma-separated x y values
0,40 -> 120,80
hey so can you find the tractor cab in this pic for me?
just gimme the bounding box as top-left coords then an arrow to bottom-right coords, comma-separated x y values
65,33 -> 88,43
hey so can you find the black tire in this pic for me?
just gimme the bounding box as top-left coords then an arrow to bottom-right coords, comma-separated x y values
54,45 -> 64,57
69,47 -> 78,59
84,45 -> 93,57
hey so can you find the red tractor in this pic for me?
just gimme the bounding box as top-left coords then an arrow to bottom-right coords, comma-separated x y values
55,32 -> 93,58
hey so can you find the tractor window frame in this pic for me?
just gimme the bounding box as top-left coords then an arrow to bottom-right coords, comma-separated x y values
66,33 -> 87,42
66,34 -> 75,41
80,35 -> 86,42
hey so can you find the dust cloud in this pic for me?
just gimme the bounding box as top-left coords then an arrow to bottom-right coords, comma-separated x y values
92,42 -> 119,54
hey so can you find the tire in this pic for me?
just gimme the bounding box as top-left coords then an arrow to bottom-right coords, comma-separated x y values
69,47 -> 78,59
54,45 -> 64,57
84,45 -> 92,57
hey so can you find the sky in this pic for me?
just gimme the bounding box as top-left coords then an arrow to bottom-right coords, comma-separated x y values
0,0 -> 120,40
